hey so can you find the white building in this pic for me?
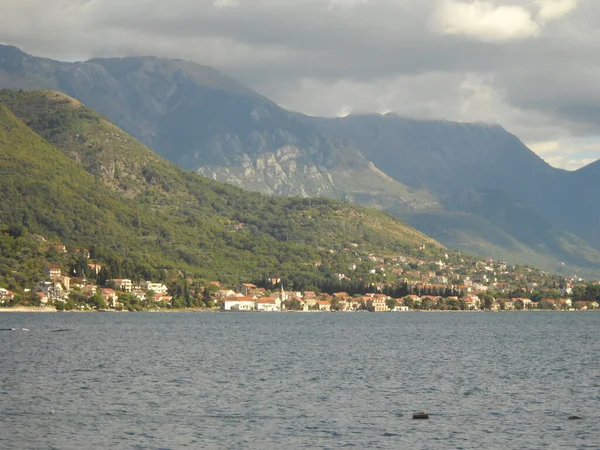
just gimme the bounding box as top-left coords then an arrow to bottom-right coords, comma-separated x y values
223,296 -> 256,311
255,297 -> 280,311
109,279 -> 132,292
141,281 -> 168,295
394,305 -> 410,311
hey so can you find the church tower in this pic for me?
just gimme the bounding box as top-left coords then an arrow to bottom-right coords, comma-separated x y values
280,283 -> 287,310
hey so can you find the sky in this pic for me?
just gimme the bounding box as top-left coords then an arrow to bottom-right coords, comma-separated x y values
1,0 -> 598,170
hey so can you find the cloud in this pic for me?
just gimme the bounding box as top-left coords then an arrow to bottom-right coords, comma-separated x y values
544,155 -> 594,170
0,0 -> 596,168
527,140 -> 562,155
213,0 -> 240,7
431,0 -> 578,42
528,137 -> 600,170
432,0 -> 541,41
536,0 -> 578,22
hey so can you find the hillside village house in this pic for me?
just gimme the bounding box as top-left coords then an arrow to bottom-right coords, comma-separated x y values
36,292 -> 49,305
222,295 -> 284,311
394,304 -> 410,311
140,281 -> 168,295
463,295 -> 481,310
556,298 -> 573,309
36,281 -> 67,302
317,300 -> 331,311
256,297 -> 280,311
575,301 -> 599,310
87,263 -> 102,274
74,248 -> 90,259
514,298 -> 533,309
109,279 -> 132,292
153,293 -> 173,306
364,294 -> 389,311
503,299 -> 516,310
236,283 -> 260,296
216,289 -> 237,298
100,288 -> 119,308
223,296 -> 257,311
54,275 -> 70,291
0,288 -> 16,304
44,265 -> 61,278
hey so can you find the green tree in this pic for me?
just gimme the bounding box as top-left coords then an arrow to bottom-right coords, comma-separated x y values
330,297 -> 341,311
446,297 -> 459,310
514,301 -> 523,310
285,297 -> 302,310
402,296 -> 414,309
90,293 -> 107,309
481,293 -> 495,310
68,289 -> 89,305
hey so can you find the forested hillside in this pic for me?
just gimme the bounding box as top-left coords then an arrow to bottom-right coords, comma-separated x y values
0,90 -> 447,290
2,45 -> 598,276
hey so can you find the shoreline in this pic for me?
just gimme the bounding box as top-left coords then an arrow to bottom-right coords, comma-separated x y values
1,307 -> 597,313
0,306 -> 58,313
0,306 -> 224,313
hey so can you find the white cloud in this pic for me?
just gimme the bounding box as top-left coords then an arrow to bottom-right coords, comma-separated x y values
432,0 -> 541,41
432,0 -> 578,42
536,0 -> 577,23
544,155 -> 594,170
527,140 -> 561,155
528,137 -> 600,170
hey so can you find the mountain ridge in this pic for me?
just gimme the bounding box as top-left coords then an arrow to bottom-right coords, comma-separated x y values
1,44 -> 598,276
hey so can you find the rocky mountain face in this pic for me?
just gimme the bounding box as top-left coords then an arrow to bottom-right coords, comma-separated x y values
0,45 -> 432,214
1,44 -> 599,275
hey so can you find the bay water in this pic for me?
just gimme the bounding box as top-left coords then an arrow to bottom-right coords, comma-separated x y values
1,311 -> 599,449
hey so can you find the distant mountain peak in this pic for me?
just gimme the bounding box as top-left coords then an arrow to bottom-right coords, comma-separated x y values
86,54 -> 264,100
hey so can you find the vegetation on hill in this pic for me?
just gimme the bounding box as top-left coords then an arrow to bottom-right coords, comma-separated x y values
0,91 -> 449,292
3,45 -> 600,276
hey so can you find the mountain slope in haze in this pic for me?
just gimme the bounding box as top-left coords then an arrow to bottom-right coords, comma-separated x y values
0,89 -> 447,286
0,45 -> 436,214
311,113 -> 600,273
1,45 -> 598,275
314,114 -> 561,194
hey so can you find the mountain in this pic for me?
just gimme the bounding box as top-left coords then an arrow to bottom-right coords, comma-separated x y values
1,44 -> 598,275
313,114 -> 561,195
0,45 -> 435,214
0,89 -> 447,288
314,114 -> 600,272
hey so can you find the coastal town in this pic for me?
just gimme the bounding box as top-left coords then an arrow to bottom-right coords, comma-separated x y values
1,240 -> 599,312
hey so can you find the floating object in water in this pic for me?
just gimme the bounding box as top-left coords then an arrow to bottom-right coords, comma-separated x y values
568,415 -> 583,420
21,328 -> 29,331
50,329 -> 70,332
413,412 -> 429,419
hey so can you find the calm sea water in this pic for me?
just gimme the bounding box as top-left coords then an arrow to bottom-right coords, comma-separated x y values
1,311 -> 599,449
